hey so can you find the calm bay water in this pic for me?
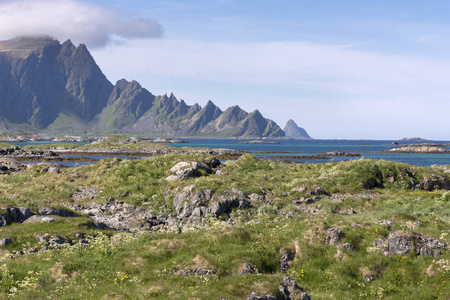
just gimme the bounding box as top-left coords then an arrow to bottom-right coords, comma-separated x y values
8,139 -> 450,166
167,139 -> 450,166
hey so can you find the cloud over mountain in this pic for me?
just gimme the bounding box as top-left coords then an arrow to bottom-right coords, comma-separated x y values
0,0 -> 162,47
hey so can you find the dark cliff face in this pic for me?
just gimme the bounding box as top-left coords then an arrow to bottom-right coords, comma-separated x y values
283,119 -> 312,139
0,36 -> 286,138
0,36 -> 113,128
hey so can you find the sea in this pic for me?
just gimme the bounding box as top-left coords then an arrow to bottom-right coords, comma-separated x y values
8,139 -> 450,167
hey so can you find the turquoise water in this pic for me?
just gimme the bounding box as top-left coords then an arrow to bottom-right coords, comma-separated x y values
165,139 -> 450,166
5,139 -> 450,166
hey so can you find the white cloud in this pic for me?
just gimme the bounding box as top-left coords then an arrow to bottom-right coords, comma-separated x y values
93,38 -> 450,98
0,0 -> 162,47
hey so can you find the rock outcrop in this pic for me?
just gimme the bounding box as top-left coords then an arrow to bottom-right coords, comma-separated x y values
0,158 -> 29,173
247,276 -> 311,300
373,231 -> 446,257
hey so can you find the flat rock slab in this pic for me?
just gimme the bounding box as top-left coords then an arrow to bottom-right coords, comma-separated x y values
23,215 -> 57,224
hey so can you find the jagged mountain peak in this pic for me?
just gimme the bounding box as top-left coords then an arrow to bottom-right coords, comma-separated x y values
60,39 -> 76,54
204,100 -> 216,107
115,79 -> 141,89
286,119 -> 297,126
225,105 -> 242,113
283,119 -> 312,139
249,109 -> 263,117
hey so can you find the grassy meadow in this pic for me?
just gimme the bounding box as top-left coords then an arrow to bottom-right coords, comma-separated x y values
0,145 -> 448,299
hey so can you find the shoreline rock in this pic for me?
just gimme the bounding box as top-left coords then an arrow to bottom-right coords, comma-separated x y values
387,145 -> 450,153
153,137 -> 188,144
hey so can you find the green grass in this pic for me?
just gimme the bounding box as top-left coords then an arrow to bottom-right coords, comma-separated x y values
0,152 -> 448,298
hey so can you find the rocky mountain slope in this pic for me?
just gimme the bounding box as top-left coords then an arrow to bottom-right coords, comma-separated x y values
283,119 -> 312,139
0,36 -> 284,138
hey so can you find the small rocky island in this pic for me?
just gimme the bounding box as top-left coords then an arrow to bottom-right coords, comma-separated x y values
398,137 -> 428,142
387,144 -> 450,153
236,140 -> 280,144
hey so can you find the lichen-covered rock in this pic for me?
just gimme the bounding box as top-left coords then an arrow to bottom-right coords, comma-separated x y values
238,263 -> 259,275
247,294 -> 277,300
279,276 -> 311,300
414,235 -> 445,257
67,197 -> 155,231
166,159 -> 223,181
342,243 -> 356,251
373,231 -> 446,257
207,196 -> 250,216
174,267 -> 216,278
325,227 -> 341,245
388,233 -> 412,256
177,167 -> 198,180
170,162 -> 193,173
311,186 -> 329,196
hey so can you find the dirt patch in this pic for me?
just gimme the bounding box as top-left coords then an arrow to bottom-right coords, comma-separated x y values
49,262 -> 68,281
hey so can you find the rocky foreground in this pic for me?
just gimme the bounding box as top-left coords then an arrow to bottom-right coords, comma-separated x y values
0,152 -> 448,299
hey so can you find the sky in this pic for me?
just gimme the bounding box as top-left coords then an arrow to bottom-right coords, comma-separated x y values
0,0 -> 450,140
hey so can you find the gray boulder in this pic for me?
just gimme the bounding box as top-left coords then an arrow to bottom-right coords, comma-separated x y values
238,263 -> 259,275
311,186 -> 329,196
170,162 -> 191,173
207,195 -> 250,216
388,233 -> 412,256
414,235 -> 445,257
0,238 -> 12,246
373,231 -> 446,257
342,243 -> 356,251
177,167 -> 198,180
0,207 -> 33,226
279,276 -> 311,300
167,161 -> 199,181
7,207 -> 33,223
247,294 -> 277,300
325,227 -> 341,245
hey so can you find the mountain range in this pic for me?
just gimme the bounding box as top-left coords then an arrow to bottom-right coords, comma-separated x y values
0,36 -> 309,138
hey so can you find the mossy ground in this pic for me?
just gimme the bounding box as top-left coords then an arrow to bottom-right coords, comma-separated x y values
0,150 -> 448,299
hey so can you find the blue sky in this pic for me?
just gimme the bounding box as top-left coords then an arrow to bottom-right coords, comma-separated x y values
1,0 -> 450,139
